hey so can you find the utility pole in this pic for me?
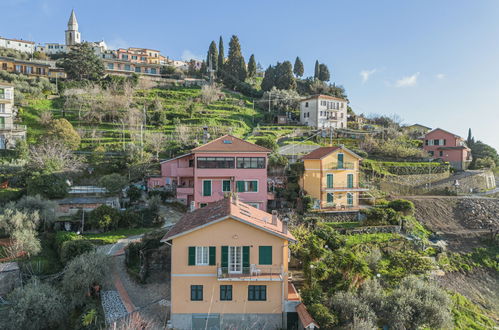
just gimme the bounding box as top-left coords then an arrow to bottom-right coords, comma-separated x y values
268,91 -> 271,112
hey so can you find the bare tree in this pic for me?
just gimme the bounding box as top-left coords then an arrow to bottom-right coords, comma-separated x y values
201,84 -> 223,104
174,124 -> 192,146
38,111 -> 53,126
144,132 -> 167,159
28,140 -> 84,173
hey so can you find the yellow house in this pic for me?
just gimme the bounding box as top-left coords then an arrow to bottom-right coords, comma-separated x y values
162,196 -> 299,329
300,146 -> 368,211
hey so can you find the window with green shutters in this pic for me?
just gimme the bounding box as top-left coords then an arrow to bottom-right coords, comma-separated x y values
248,285 -> 267,301
326,174 -> 333,188
258,246 -> 272,265
243,246 -> 250,268
236,180 -> 258,192
327,193 -> 334,203
220,285 -> 232,301
347,174 -> 354,188
222,180 -> 231,192
203,180 -> 212,196
191,285 -> 203,301
188,246 -> 195,265
338,153 -> 344,168
189,246 -> 215,265
221,246 -> 228,268
347,193 -> 354,205
209,246 -> 216,265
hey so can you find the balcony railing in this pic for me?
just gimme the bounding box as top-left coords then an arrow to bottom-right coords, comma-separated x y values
0,94 -> 13,100
0,124 -> 27,131
328,162 -> 355,170
217,265 -> 283,281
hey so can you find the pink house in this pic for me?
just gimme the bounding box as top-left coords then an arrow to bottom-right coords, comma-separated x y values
423,128 -> 472,170
147,135 -> 272,210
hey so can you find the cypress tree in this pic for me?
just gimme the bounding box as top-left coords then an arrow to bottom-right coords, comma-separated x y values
293,56 -> 304,77
314,60 -> 320,80
223,35 -> 247,88
247,54 -> 257,78
206,40 -> 218,72
467,128 -> 475,146
318,63 -> 330,81
275,61 -> 296,90
217,36 -> 225,77
261,65 -> 276,91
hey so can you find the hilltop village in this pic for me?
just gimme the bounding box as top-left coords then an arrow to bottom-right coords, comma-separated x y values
0,9 -> 498,330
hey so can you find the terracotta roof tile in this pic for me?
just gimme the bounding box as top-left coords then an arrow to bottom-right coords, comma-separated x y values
301,146 -> 340,160
192,135 -> 271,153
301,94 -> 347,102
162,197 -> 295,242
296,303 -> 320,328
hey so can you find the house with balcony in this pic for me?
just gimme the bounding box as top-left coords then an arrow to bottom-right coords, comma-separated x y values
0,83 -> 26,149
300,146 -> 368,211
147,135 -> 272,210
162,196 -> 304,329
422,128 -> 472,170
300,94 -> 348,129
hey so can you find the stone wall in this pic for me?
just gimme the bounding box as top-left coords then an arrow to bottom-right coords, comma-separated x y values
427,170 -> 496,194
0,262 -> 20,296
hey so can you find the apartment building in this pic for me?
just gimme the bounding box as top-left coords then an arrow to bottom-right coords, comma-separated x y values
300,94 -> 348,129
163,196 -> 298,329
300,146 -> 368,211
423,128 -> 472,170
147,135 -> 272,210
0,83 -> 26,149
0,56 -> 51,77
0,37 -> 35,53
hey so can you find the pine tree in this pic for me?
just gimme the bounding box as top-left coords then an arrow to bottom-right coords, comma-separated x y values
206,40 -> 218,72
318,63 -> 330,81
223,35 -> 247,88
217,36 -> 225,78
275,61 -> 296,90
261,65 -> 276,92
58,42 -> 104,81
314,60 -> 320,80
293,56 -> 304,77
247,54 -> 257,78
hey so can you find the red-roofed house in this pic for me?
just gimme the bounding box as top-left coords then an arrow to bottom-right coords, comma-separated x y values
162,196 -> 296,329
423,128 -> 472,170
147,135 -> 271,210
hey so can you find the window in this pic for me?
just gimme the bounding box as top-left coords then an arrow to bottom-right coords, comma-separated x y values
188,159 -> 194,167
236,157 -> 265,169
429,151 -> 434,156
195,246 -> 209,265
326,174 -> 333,188
425,140 -> 429,146
327,193 -> 334,203
122,54 -> 129,60
197,157 -> 234,168
151,68 -> 157,74
433,139 -> 440,146
347,193 -> 354,206
347,174 -> 354,188
439,151 -> 444,157
132,55 -> 138,60
0,104 -> 5,113
320,111 -> 323,117
135,67 -> 141,73
220,285 -> 232,301
305,102 -> 309,107
248,285 -> 266,301
125,64 -> 131,71
259,246 -> 272,265
203,180 -> 212,196
107,63 -> 114,70
236,180 -> 258,192
199,203 -> 207,208
26,66 -> 32,74
222,180 -> 231,192
191,285 -> 203,301
337,153 -> 344,168
15,65 -> 22,72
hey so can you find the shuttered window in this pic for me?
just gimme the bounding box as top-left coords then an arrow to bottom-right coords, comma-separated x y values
203,180 -> 212,196
243,246 -> 250,268
222,180 -> 231,192
188,247 -> 195,265
248,285 -> 267,301
191,285 -> 203,301
236,180 -> 258,192
326,174 -> 333,188
327,193 -> 334,203
347,174 -> 354,188
258,246 -> 272,265
221,246 -> 228,268
347,193 -> 354,205
209,246 -> 216,265
220,285 -> 232,301
337,153 -> 344,168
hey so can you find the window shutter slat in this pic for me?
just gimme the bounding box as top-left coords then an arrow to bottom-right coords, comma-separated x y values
209,246 -> 216,265
221,246 -> 228,267
259,246 -> 272,265
188,246 -> 195,266
243,246 -> 250,268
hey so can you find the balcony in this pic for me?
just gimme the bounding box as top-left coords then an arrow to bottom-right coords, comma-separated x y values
217,265 -> 283,281
174,167 -> 194,177
0,124 -> 27,132
323,185 -> 369,192
328,162 -> 355,170
319,204 -> 360,212
0,94 -> 13,101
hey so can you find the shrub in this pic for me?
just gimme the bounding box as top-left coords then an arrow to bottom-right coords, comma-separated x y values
55,231 -> 83,252
254,136 -> 278,151
88,205 -> 120,231
60,239 -> 95,264
388,199 -> 415,216
362,207 -> 400,226
307,303 -> 337,329
119,209 -> 142,228
127,185 -> 142,203
27,173 -> 69,199
5,279 -> 67,330
99,173 -> 128,194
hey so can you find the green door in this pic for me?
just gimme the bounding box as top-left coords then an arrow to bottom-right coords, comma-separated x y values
326,174 -> 333,188
347,174 -> 354,188
338,153 -> 344,169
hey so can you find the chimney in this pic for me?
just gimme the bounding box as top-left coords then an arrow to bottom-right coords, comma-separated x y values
282,217 -> 289,235
271,210 -> 278,226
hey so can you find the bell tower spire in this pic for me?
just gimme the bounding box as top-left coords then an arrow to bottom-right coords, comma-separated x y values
65,9 -> 81,46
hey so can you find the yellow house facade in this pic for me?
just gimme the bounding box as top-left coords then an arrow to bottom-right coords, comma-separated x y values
300,146 -> 368,211
162,196 -> 297,330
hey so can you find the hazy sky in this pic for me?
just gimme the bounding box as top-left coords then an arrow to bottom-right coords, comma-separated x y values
1,0 -> 498,150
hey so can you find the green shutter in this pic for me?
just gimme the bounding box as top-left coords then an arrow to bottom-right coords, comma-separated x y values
347,174 -> 354,188
259,246 -> 272,265
327,174 -> 333,188
221,246 -> 228,267
222,180 -> 231,192
338,153 -> 344,168
236,181 -> 245,192
203,181 -> 212,196
253,180 -> 258,192
243,246 -> 250,268
209,246 -> 216,265
327,193 -> 334,203
188,246 -> 195,265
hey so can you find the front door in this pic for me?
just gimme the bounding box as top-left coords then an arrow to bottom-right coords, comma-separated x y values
228,246 -> 242,274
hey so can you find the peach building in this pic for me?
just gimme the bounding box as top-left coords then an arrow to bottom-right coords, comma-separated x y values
423,128 -> 472,170
162,196 -> 304,329
148,135 -> 272,210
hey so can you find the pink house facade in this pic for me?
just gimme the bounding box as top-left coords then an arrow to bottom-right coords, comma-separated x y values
147,135 -> 271,210
423,128 -> 472,170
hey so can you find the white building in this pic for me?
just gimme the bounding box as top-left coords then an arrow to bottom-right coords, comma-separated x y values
300,94 -> 348,129
0,83 -> 26,149
0,37 -> 35,54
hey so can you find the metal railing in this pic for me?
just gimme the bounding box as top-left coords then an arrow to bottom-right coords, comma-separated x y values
217,265 -> 283,280
329,162 -> 355,169
0,124 -> 27,131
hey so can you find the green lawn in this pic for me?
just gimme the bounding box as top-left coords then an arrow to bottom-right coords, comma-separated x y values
83,227 -> 152,244
342,233 -> 402,246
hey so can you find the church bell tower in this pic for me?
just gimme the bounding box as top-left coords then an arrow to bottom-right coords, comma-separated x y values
65,9 -> 81,46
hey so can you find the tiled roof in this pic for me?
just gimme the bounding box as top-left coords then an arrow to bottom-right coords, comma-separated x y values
425,128 -> 461,139
192,135 -> 271,153
301,146 -> 340,160
162,197 -> 295,242
300,94 -> 347,102
296,303 -> 320,328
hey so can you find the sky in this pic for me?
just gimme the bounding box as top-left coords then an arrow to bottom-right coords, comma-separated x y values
1,0 -> 498,150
